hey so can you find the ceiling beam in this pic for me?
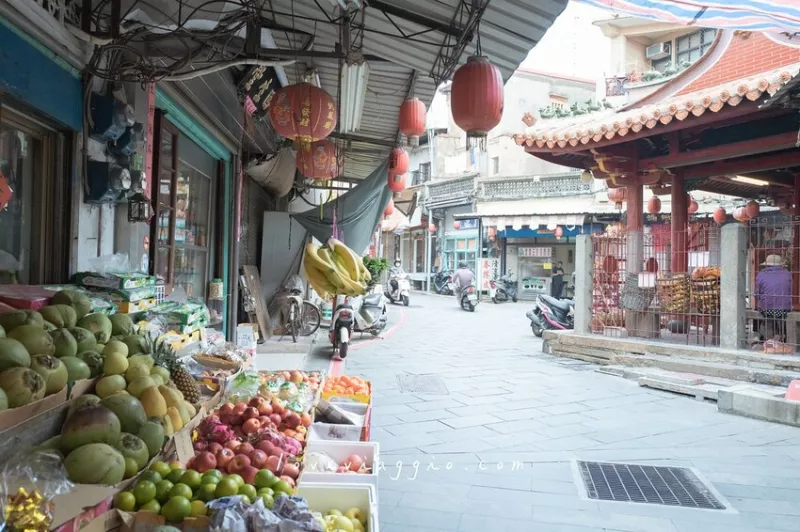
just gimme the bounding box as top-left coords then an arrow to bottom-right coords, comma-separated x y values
367,0 -> 462,38
330,131 -> 396,148
683,149 -> 800,180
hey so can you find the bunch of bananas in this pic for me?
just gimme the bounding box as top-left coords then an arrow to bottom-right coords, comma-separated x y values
303,238 -> 372,298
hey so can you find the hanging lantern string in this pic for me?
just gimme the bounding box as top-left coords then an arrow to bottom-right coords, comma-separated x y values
475,19 -> 482,56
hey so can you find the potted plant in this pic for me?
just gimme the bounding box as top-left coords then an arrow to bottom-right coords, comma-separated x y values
362,257 -> 389,293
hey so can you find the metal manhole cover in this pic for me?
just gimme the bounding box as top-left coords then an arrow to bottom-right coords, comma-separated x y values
577,461 -> 727,510
397,374 -> 449,395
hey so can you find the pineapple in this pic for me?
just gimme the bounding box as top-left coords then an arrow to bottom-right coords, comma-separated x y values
148,335 -> 202,405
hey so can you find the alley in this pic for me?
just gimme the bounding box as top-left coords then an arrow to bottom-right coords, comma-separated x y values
309,293 -> 800,532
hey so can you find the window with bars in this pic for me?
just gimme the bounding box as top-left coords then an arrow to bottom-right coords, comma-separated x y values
676,29 -> 717,65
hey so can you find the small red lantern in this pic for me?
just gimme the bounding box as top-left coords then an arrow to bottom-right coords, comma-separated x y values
389,147 -> 409,176
268,83 -> 337,148
388,173 -> 407,193
745,200 -> 760,219
450,55 -> 504,149
453,220 -> 461,230
428,223 -> 436,233
688,199 -> 699,214
647,196 -> 661,214
296,140 -> 338,180
399,98 -> 427,147
607,188 -> 626,205
713,207 -> 727,225
384,199 -> 394,217
554,226 -> 564,239
488,226 -> 497,239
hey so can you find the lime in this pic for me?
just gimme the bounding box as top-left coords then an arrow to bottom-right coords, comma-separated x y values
197,483 -> 217,502
239,494 -> 252,504
214,478 -> 239,498
201,470 -> 222,484
254,469 -> 278,489
155,480 -> 174,503
166,468 -> 186,484
169,483 -> 193,500
238,484 -> 257,500
190,500 -> 208,517
225,474 -> 244,488
123,457 -> 139,479
161,496 -> 192,523
139,499 -> 161,514
257,487 -> 274,497
133,480 -> 157,505
113,491 -> 136,512
150,461 -> 172,478
180,470 -> 203,490
138,471 -> 162,485
273,480 -> 293,496
168,460 -> 183,470
260,493 -> 274,509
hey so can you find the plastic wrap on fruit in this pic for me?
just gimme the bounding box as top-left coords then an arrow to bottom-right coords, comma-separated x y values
225,371 -> 259,403
278,382 -> 298,400
271,495 -> 324,530
303,452 -> 339,473
286,399 -> 304,414
207,496 -> 250,532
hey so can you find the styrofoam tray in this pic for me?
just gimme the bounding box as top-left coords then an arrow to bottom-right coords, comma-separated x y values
295,482 -> 378,532
300,440 -> 379,490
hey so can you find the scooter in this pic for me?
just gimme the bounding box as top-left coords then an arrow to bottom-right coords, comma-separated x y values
330,293 -> 388,359
490,273 -> 518,304
459,283 -> 479,312
527,294 -> 575,337
385,274 -> 410,306
432,269 -> 453,295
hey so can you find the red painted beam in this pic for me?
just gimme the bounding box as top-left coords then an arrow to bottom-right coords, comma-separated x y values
671,173 -> 688,274
683,149 -> 800,180
640,131 -> 799,169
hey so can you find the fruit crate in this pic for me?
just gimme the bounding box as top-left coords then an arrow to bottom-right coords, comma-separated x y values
299,440 -> 379,491
295,482 -> 378,532
321,378 -> 372,404
311,401 -> 372,442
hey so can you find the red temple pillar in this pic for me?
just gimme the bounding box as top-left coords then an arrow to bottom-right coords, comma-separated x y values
671,172 -> 688,273
626,182 -> 644,233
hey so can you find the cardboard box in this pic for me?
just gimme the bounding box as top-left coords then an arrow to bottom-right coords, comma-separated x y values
69,377 -> 98,399
0,387 -> 68,433
79,509 -> 130,532
54,496 -> 114,532
85,510 -> 210,532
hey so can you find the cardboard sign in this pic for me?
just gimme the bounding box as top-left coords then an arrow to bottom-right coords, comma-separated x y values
0,170 -> 12,211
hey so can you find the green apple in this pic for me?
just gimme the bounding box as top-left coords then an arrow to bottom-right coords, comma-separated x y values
325,515 -> 354,532
326,509 -> 343,517
345,507 -> 367,526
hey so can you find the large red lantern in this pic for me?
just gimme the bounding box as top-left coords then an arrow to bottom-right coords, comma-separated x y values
296,140 -> 338,180
268,83 -> 337,148
688,198 -> 699,214
713,207 -> 727,225
554,226 -> 564,239
607,188 -> 626,205
450,55 -> 504,149
428,223 -> 436,233
388,173 -> 407,193
389,147 -> 410,176
647,196 -> 661,214
745,200 -> 760,219
384,199 -> 394,217
399,98 -> 426,147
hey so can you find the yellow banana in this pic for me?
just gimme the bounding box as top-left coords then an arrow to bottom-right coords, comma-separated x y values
324,248 -> 366,295
329,238 -> 361,283
306,244 -> 345,290
358,258 -> 371,281
304,260 -> 336,296
319,248 -> 356,293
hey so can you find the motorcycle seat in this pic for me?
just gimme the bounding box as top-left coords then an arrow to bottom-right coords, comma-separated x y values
541,295 -> 572,313
363,293 -> 384,307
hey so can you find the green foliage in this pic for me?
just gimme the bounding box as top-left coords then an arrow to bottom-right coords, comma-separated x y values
362,257 -> 389,287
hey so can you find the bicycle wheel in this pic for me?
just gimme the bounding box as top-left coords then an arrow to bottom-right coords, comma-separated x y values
300,301 -> 321,336
288,300 -> 299,343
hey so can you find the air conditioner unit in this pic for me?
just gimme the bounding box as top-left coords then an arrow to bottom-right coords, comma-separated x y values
646,42 -> 671,60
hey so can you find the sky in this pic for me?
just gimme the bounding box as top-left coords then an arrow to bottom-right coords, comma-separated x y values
521,1 -> 612,80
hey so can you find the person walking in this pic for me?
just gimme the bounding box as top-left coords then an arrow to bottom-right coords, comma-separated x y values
551,261 -> 565,299
755,254 -> 792,341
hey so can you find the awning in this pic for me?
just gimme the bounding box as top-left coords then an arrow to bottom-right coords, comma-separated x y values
477,197 -> 597,216
577,1 -> 800,34
485,215 -> 586,229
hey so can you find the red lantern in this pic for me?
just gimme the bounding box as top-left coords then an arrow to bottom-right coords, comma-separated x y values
745,200 -> 760,219
295,140 -> 338,180
450,55 -> 504,149
389,147 -> 410,176
607,188 -> 626,205
384,199 -> 394,217
554,226 -> 564,239
453,220 -> 461,230
688,199 -> 699,214
268,83 -> 337,147
713,207 -> 727,225
647,196 -> 661,214
428,223 -> 436,233
488,227 -> 497,239
734,207 -> 750,223
399,98 -> 426,147
388,173 -> 407,193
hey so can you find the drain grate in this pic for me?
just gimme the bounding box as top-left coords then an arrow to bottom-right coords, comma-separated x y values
577,461 -> 727,510
397,374 -> 449,395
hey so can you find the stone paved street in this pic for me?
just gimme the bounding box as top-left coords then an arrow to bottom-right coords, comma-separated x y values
306,293 -> 800,532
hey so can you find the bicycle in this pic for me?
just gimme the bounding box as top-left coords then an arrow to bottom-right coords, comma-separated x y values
281,289 -> 322,342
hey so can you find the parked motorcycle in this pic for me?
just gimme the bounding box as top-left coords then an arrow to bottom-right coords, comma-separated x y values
490,273 -> 518,304
527,294 -> 574,337
330,293 -> 388,358
432,269 -> 453,295
385,273 -> 411,306
459,283 -> 479,312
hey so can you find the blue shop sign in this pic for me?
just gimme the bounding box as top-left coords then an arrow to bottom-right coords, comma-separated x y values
498,223 -> 603,239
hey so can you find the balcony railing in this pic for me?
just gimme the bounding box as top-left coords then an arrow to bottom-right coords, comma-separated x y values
426,175 -> 476,207
35,0 -> 81,26
479,173 -> 591,201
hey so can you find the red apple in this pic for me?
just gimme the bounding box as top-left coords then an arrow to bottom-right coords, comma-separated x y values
219,412 -> 236,425
279,475 -> 296,488
248,397 -> 266,409
300,413 -> 312,427
281,463 -> 300,479
249,449 -> 268,468
269,413 -> 281,426
216,448 -> 235,469
258,403 -> 273,416
193,452 -> 217,473
258,415 -> 271,425
238,442 -> 255,456
242,418 -> 261,435
231,414 -> 244,426
225,440 -> 241,451
186,457 -> 196,470
242,407 -> 260,421
194,441 -> 208,452
284,412 -> 301,430
343,454 -> 364,472
207,442 -> 223,455
227,454 -> 251,474
271,401 -> 285,416
219,403 -> 235,416
257,441 -> 276,455
241,466 -> 259,485
266,455 -> 282,475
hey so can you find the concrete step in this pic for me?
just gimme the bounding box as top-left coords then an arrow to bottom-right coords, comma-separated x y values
550,343 -> 615,362
550,347 -> 613,366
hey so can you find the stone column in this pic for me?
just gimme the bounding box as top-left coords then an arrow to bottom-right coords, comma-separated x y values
720,223 -> 746,349
671,172 -> 688,273
574,234 -> 593,335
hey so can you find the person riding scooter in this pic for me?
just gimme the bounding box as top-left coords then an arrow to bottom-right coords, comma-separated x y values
387,259 -> 411,306
389,260 -> 404,292
451,261 -> 475,299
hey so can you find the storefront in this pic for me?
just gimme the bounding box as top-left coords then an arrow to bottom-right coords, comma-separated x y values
0,18 -> 81,285
443,217 -> 480,273
151,88 -> 234,334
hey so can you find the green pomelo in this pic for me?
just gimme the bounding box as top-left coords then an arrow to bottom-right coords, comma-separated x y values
60,406 -> 121,452
0,338 -> 31,371
64,443 -> 125,485
103,351 -> 128,376
76,314 -> 113,344
0,310 -> 43,332
32,435 -> 62,453
0,368 -> 46,407
96,375 -> 127,398
77,350 -> 103,377
115,433 -> 149,469
128,354 -> 154,370
67,394 -> 101,419
50,329 -> 78,358
40,305 -> 77,329
123,335 -> 147,356
42,321 -> 56,332
60,356 -> 91,381
137,420 -> 165,458
127,376 -> 156,398
69,327 -> 97,353
30,355 -> 68,394
8,325 -> 55,356
51,290 -> 92,319
103,340 -> 129,358
101,393 -> 147,433
109,314 -> 134,337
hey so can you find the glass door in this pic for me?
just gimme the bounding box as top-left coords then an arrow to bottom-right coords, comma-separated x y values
153,119 -> 178,290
